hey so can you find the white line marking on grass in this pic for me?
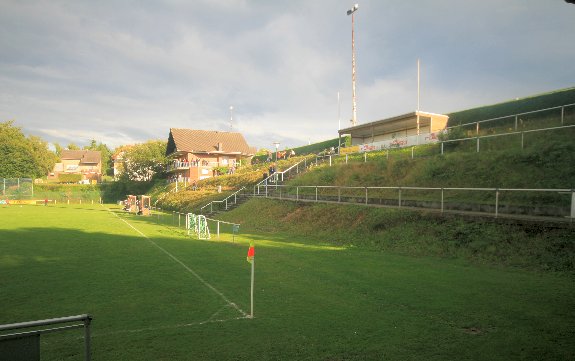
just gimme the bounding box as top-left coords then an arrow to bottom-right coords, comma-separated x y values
106,208 -> 249,319
93,314 -> 248,337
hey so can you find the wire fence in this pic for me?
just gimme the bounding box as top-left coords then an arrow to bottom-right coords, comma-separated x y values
149,207 -> 241,242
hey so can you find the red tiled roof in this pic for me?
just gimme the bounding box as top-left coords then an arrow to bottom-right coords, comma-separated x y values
61,150 -> 101,164
167,129 -> 255,156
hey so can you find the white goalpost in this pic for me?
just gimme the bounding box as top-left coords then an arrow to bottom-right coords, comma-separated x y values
186,213 -> 210,240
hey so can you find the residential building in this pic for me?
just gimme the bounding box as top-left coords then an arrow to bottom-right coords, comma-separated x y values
166,129 -> 256,183
50,150 -> 102,183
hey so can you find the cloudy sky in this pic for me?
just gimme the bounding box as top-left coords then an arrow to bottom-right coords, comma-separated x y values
1,0 -> 574,150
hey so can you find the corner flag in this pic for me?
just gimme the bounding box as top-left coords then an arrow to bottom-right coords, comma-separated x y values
247,242 -> 255,263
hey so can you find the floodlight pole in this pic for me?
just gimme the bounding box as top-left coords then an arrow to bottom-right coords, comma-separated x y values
347,4 -> 359,126
229,105 -> 234,130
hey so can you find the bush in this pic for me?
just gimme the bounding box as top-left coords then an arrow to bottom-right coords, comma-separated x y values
57,174 -> 82,183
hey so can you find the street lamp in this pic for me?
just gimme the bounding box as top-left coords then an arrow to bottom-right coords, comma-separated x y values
347,3 -> 359,126
273,142 -> 280,162
229,105 -> 234,130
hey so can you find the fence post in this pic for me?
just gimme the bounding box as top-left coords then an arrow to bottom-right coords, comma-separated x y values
570,190 -> 574,222
441,142 -> 444,155
315,186 -> 318,202
84,316 -> 92,361
495,189 -> 499,218
178,213 -> 181,228
329,155 -> 332,167
225,198 -> 228,210
411,147 -> 415,159
338,187 -> 341,203
521,132 -> 524,149
441,188 -> 444,213
364,152 -> 367,162
365,187 -> 368,204
476,137 -> 480,153
398,187 -> 402,208
217,221 -> 220,239
346,154 -> 348,164
515,115 -> 518,130
561,106 -> 565,125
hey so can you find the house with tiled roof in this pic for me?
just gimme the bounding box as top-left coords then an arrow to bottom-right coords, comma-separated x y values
166,128 -> 256,182
50,150 -> 102,183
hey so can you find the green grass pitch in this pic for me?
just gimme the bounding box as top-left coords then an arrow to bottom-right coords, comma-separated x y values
1,204 -> 574,360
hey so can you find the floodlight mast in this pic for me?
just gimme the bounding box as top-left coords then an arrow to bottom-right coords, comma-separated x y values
347,4 -> 359,126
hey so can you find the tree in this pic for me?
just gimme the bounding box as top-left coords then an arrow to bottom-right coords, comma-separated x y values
120,140 -> 168,182
53,143 -> 64,157
66,143 -> 80,150
0,121 -> 57,178
28,135 -> 58,176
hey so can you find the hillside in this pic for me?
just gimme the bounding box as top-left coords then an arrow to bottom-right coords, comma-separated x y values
447,86 -> 575,126
288,141 -> 575,189
217,198 -> 574,272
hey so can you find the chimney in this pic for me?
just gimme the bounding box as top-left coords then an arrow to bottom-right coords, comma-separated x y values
217,142 -> 223,151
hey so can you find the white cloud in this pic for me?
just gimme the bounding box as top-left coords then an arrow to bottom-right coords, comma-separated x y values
1,0 -> 573,151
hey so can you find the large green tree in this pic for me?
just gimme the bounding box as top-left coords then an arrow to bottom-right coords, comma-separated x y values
0,121 -> 57,178
119,140 -> 168,182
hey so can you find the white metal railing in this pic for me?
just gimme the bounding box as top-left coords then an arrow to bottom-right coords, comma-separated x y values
0,314 -> 93,361
440,123 -> 575,154
200,187 -> 247,214
445,103 -> 575,136
261,185 -> 575,222
253,157 -> 317,195
336,103 -> 575,158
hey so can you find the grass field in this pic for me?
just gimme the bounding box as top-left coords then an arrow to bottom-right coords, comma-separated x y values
1,204 -> 574,360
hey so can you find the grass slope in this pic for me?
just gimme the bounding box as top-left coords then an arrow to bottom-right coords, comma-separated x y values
1,205 -> 574,360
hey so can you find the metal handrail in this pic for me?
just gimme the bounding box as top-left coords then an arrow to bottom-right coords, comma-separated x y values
0,314 -> 93,361
261,184 -> 575,222
200,186 -> 246,213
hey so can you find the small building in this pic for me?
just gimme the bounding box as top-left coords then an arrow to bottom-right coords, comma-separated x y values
50,150 -> 102,183
338,111 -> 449,153
165,128 -> 256,183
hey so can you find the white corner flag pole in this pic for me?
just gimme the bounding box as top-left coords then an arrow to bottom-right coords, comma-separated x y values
250,257 -> 255,318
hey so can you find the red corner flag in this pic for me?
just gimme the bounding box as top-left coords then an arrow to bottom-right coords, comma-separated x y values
247,242 -> 255,263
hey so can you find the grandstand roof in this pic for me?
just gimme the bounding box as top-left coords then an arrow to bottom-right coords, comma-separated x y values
338,111 -> 448,139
